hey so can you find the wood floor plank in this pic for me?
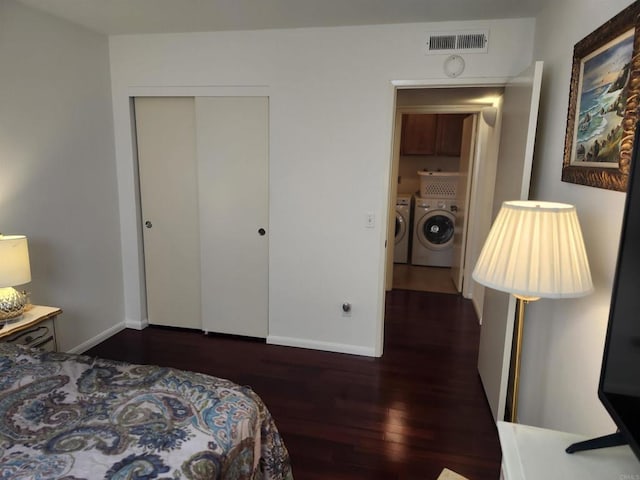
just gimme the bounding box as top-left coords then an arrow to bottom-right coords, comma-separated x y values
86,290 -> 501,479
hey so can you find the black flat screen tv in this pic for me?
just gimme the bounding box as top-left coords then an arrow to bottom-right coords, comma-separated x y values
576,121 -> 640,460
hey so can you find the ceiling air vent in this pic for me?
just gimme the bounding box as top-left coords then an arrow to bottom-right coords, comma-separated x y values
426,30 -> 489,54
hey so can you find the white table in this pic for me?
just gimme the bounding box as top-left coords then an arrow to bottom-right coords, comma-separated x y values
498,421 -> 640,480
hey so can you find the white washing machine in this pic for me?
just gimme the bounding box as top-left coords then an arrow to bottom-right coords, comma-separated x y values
393,194 -> 412,264
411,196 -> 457,267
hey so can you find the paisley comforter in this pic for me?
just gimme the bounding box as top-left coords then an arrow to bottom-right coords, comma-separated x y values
0,343 -> 293,480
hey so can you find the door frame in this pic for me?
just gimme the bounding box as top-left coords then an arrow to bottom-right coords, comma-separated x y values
385,104 -> 487,294
452,113 -> 479,295
116,85 -> 271,330
379,68 -> 542,422
377,77 -> 509,357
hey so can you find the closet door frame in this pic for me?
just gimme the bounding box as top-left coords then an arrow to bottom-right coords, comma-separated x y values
124,86 -> 271,330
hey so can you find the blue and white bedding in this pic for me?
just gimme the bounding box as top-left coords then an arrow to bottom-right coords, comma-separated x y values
0,343 -> 293,480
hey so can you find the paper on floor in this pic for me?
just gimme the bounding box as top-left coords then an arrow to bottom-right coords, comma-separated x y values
437,468 -> 470,480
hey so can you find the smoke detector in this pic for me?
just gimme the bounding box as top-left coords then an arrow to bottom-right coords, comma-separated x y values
443,55 -> 466,78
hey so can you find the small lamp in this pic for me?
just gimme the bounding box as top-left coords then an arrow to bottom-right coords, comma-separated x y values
0,234 -> 32,324
472,201 -> 593,422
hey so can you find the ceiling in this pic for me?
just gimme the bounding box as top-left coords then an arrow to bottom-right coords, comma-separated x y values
17,0 -> 548,35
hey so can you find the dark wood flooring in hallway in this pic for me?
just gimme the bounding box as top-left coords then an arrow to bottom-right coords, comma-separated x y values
86,290 -> 501,480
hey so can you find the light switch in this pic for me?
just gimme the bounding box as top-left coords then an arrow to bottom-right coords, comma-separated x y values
366,212 -> 375,228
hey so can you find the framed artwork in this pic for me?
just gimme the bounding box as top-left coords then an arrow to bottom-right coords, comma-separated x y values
562,1 -> 640,191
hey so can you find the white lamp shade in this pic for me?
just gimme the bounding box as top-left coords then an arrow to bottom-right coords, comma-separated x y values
0,235 -> 32,287
472,201 -> 593,299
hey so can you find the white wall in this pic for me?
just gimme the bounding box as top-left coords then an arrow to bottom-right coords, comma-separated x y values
520,0 -> 634,435
109,19 -> 536,356
0,0 -> 124,352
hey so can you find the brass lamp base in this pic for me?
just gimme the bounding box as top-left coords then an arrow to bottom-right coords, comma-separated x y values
508,297 -> 526,422
508,295 -> 540,423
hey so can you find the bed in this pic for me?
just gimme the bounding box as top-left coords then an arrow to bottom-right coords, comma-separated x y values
0,343 -> 293,480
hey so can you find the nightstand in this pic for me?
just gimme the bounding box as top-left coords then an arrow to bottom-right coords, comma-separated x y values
0,305 -> 62,352
498,421 -> 640,480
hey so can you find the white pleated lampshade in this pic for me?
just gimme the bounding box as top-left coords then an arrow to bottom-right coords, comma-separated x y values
472,201 -> 593,300
0,235 -> 32,287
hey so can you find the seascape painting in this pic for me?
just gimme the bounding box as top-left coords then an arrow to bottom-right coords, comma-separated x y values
562,1 -> 640,191
571,29 -> 635,167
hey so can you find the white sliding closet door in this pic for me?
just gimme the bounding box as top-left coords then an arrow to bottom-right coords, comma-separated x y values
135,97 -> 202,329
196,97 -> 269,338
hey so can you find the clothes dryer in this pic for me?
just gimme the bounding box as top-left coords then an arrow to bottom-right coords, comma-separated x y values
411,196 -> 457,267
393,194 -> 412,264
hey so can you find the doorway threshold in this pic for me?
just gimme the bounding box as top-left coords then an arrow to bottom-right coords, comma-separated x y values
392,264 -> 457,294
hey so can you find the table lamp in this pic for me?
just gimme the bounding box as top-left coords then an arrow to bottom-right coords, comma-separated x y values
472,201 -> 593,422
0,234 -> 32,324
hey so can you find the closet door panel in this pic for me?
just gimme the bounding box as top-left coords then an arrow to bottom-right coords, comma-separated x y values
135,97 -> 201,329
196,97 -> 269,338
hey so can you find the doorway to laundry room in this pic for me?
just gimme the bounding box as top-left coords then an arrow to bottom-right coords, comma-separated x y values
383,62 -> 544,422
385,87 -> 504,301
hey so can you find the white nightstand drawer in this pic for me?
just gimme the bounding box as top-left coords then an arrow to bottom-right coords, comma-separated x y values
0,306 -> 61,352
3,317 -> 57,351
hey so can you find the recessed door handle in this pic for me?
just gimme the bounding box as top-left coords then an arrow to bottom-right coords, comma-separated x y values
258,228 -> 266,236
145,221 -> 153,229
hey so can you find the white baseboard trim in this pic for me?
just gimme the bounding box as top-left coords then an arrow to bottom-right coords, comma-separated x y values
267,335 -> 376,357
66,322 -> 127,355
125,317 -> 149,330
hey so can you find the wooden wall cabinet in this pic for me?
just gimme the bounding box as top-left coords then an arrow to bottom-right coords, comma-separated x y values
436,114 -> 466,156
400,114 -> 437,155
400,113 -> 466,156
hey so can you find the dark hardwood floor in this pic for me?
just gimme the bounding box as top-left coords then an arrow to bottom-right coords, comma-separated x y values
86,290 -> 501,480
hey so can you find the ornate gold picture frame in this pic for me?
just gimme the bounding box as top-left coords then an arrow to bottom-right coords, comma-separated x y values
562,1 -> 640,191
